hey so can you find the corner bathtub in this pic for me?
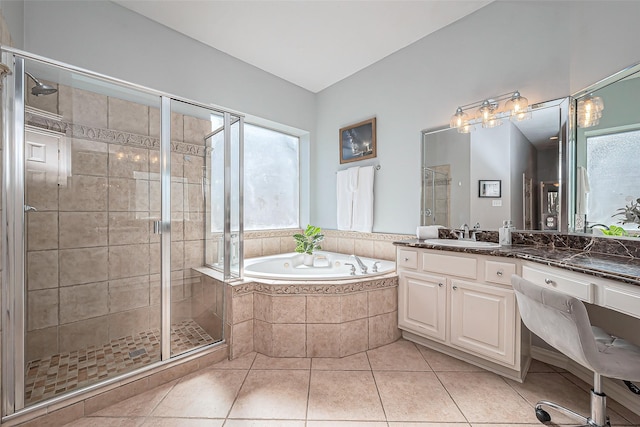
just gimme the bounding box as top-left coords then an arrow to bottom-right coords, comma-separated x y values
243,251 -> 396,280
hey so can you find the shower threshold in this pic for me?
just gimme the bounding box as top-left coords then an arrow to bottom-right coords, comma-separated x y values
24,319 -> 216,405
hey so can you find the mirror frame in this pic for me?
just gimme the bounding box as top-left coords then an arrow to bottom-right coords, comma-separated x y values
569,62 -> 640,234
421,97 -> 570,232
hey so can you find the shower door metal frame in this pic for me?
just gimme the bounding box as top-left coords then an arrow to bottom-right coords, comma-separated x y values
0,46 -> 242,420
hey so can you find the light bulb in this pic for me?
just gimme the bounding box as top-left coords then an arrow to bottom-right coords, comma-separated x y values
450,107 -> 469,129
505,91 -> 529,117
577,95 -> 604,128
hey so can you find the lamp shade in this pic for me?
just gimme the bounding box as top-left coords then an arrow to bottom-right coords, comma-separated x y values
450,107 -> 469,129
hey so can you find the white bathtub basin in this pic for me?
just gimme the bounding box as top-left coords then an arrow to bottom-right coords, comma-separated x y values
424,239 -> 500,249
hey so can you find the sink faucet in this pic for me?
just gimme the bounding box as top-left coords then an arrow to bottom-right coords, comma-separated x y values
457,223 -> 476,241
350,255 -> 368,274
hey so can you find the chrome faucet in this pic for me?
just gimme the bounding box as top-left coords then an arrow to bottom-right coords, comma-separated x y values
350,255 -> 368,274
457,223 -> 476,241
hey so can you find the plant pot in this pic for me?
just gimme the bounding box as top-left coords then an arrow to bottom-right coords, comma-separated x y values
303,253 -> 315,266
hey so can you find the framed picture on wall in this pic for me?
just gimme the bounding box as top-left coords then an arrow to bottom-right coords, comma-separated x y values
339,117 -> 377,164
479,180 -> 501,198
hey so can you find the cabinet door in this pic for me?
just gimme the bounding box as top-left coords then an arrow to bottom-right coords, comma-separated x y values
398,272 -> 447,341
449,279 -> 516,366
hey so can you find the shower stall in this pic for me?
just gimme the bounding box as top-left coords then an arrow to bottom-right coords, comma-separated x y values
0,48 -> 243,417
421,166 -> 450,227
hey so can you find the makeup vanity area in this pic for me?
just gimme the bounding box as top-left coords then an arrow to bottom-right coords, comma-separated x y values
398,62 -> 640,414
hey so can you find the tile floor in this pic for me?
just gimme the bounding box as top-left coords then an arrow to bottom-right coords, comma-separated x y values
63,339 -> 640,426
26,319 -> 216,405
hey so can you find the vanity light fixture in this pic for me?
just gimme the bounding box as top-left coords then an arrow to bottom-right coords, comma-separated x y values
449,90 -> 530,133
577,94 -> 604,128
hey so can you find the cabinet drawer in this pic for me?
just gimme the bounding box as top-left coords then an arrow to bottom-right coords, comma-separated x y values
398,249 -> 418,269
485,261 -> 516,285
423,252 -> 476,279
522,265 -> 594,303
602,285 -> 640,320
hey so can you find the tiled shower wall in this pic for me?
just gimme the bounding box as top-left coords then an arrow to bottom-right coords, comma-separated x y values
24,83 -> 217,361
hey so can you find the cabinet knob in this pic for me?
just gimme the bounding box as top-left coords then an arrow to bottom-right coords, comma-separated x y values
496,270 -> 503,277
404,257 -> 409,262
544,278 -> 555,285
452,285 -> 458,290
438,283 -> 443,287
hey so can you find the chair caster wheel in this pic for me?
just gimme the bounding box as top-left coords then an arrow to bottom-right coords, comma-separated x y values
535,407 -> 551,423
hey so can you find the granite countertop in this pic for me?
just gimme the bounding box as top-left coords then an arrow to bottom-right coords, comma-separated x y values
394,237 -> 640,287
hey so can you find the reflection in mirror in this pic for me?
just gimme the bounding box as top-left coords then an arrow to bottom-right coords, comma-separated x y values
422,98 -> 568,230
573,64 -> 640,237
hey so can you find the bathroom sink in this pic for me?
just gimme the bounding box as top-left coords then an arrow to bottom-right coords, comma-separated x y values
424,239 -> 500,249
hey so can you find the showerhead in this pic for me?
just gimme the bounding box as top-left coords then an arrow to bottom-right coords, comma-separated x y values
25,71 -> 57,96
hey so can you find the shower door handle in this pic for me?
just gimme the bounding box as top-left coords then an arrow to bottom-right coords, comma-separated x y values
24,205 -> 38,212
153,220 -> 162,234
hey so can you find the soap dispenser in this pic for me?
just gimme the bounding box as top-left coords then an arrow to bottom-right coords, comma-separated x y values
499,220 -> 514,246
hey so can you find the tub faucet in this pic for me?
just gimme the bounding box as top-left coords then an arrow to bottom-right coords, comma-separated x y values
350,255 -> 368,274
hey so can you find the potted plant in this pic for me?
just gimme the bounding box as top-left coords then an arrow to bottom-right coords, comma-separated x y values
293,225 -> 324,266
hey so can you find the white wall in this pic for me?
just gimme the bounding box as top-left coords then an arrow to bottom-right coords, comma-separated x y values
0,0 -> 23,48
313,1 -> 640,234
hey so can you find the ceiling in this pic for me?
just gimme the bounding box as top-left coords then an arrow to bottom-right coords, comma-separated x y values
113,1 -> 493,93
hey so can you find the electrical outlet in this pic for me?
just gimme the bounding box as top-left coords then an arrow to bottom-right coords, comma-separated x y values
492,199 -> 502,207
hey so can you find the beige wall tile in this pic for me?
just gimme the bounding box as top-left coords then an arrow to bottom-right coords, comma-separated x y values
354,238 -> 375,258
27,250 -> 58,290
58,85 -> 108,128
27,289 -> 58,330
337,238 -> 355,255
109,244 -> 150,279
183,115 -> 211,145
272,295 -> 306,324
109,177 -> 150,212
253,293 -> 272,323
26,326 -> 58,360
184,213 -> 204,241
108,307 -> 151,341
307,295 -> 341,323
59,212 -> 108,248
27,211 -> 58,251
232,293 -> 254,324
254,320 -> 273,355
368,287 -> 398,316
109,276 -> 150,313
341,292 -> 368,322
368,311 -> 401,349
108,145 -> 149,179
322,236 -> 337,252
59,247 -> 109,286
71,139 -> 108,177
148,109 -> 183,141
149,149 -> 160,174
340,318 -> 368,357
60,282 -> 109,324
170,212 -> 184,241
108,97 -> 149,135
149,179 -> 160,213
280,235 -> 297,253
244,238 -> 262,258
171,152 -> 184,178
183,155 -> 204,184
26,176 -> 58,211
59,175 -> 108,212
59,316 -> 109,353
109,212 -> 150,245
374,240 -> 396,261
149,243 -> 161,275
171,181 -> 184,212
272,324 -> 306,357
171,112 -> 184,142
183,240 -> 204,269
232,319 -> 254,358
306,324 -> 340,357
171,240 -> 185,271
262,237 -> 281,256
185,183 -> 204,213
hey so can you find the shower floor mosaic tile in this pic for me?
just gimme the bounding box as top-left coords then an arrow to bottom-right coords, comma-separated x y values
25,319 -> 216,405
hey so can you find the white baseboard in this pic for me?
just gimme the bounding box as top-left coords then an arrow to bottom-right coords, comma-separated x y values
531,345 -> 640,417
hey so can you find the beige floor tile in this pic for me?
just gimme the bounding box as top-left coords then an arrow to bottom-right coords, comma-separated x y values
507,372 -> 633,425
389,424 -> 470,427
209,352 -> 256,370
469,425 -> 540,427
252,353 -> 311,370
307,370 -> 385,421
141,418 -> 224,426
94,381 -> 176,417
151,368 -> 247,418
367,339 -> 431,371
228,370 -> 310,419
527,359 -> 558,373
312,352 -> 371,370
224,421 -> 305,427
437,371 -> 537,423
307,422 -> 387,427
374,371 -> 466,422
63,417 -> 145,427
416,346 -> 483,372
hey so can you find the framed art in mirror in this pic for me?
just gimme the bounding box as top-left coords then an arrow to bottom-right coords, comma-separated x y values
479,180 -> 501,198
340,117 -> 376,164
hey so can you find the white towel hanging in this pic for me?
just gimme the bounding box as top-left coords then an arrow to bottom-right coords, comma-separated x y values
352,165 -> 374,232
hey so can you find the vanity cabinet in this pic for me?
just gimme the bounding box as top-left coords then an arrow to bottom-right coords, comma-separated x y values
398,247 -> 526,380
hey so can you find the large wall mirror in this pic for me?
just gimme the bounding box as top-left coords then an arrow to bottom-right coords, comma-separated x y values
571,63 -> 640,238
421,98 -> 569,230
